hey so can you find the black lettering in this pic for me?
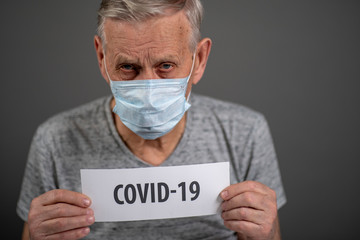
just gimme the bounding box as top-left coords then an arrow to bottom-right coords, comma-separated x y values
190,181 -> 200,201
124,184 -> 136,204
150,183 -> 155,203
114,184 -> 124,204
137,183 -> 149,203
178,182 -> 186,201
158,182 -> 169,202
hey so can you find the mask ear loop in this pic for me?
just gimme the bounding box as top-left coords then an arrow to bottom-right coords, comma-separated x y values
187,51 -> 196,83
186,51 -> 197,102
103,53 -> 113,82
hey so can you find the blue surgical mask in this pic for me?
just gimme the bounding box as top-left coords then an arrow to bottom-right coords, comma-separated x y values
104,53 -> 195,140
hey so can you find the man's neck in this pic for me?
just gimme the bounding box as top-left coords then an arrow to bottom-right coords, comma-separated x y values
110,98 -> 186,166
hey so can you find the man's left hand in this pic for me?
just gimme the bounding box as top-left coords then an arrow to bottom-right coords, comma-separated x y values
220,181 -> 280,240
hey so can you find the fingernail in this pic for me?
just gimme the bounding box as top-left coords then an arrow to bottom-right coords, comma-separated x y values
86,208 -> 93,215
83,198 -> 91,206
221,190 -> 228,199
83,227 -> 90,234
87,216 -> 95,224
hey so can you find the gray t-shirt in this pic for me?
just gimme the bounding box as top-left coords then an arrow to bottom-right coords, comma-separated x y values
17,93 -> 286,239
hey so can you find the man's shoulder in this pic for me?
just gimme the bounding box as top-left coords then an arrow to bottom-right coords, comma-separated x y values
191,93 -> 265,125
35,96 -> 110,139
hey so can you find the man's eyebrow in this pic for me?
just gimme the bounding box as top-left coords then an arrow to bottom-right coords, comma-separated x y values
156,54 -> 181,64
113,53 -> 181,65
114,54 -> 139,64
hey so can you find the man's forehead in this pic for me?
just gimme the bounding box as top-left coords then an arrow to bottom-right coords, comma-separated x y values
104,9 -> 190,31
103,11 -> 191,53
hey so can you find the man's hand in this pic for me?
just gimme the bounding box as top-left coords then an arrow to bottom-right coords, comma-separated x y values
27,189 -> 95,240
220,181 -> 280,240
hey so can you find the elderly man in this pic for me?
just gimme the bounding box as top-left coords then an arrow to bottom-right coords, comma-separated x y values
17,0 -> 286,239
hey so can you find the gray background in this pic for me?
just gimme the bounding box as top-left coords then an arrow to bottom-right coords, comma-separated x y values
1,1 -> 359,239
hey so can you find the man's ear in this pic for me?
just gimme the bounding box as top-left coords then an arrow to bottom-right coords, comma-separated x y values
191,37 -> 212,85
94,35 -> 109,84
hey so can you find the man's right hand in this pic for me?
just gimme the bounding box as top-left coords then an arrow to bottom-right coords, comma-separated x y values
26,189 -> 95,240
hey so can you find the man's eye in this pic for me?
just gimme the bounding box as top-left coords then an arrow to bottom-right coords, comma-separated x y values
120,64 -> 135,71
160,63 -> 173,71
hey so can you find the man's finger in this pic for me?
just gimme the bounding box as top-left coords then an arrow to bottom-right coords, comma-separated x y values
221,207 -> 265,224
220,181 -> 272,201
37,189 -> 91,208
40,214 -> 95,235
40,203 -> 93,220
223,219 -> 261,236
221,191 -> 269,212
43,227 -> 91,240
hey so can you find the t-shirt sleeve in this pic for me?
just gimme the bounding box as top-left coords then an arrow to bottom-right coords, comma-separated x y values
16,124 -> 57,222
246,114 -> 287,209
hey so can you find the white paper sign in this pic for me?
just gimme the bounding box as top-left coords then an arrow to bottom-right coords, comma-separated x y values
81,162 -> 229,222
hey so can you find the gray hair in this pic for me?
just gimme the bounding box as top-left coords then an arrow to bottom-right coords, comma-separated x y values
97,0 -> 203,52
